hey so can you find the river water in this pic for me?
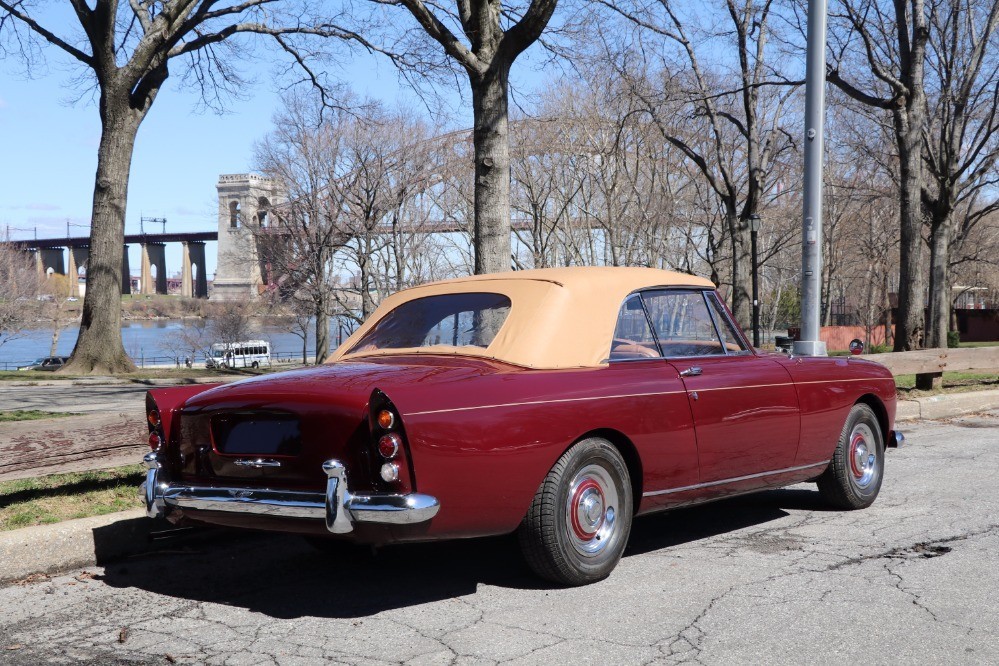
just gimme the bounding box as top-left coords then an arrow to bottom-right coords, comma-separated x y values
0,318 -> 354,369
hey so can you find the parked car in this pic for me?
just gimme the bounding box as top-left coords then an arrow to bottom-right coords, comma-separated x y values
18,356 -> 71,371
141,267 -> 902,585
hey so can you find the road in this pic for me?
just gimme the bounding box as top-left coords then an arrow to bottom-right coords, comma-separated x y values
1,416 -> 997,665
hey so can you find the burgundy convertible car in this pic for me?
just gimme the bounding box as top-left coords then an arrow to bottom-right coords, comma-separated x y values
142,267 -> 902,585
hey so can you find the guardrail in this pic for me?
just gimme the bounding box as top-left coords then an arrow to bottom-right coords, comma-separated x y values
864,346 -> 999,389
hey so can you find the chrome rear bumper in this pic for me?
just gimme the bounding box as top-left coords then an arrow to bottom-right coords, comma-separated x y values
142,452 -> 440,534
889,430 -> 905,448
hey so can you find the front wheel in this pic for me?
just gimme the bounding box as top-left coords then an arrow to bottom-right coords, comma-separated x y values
817,403 -> 885,509
518,437 -> 633,586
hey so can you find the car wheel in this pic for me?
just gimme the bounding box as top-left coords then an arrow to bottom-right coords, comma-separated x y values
252,361 -> 259,369
817,403 -> 885,510
518,437 -> 633,586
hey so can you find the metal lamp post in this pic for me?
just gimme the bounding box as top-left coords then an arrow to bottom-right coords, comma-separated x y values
749,214 -> 761,348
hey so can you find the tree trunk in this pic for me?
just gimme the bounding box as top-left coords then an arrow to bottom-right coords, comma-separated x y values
315,307 -> 330,364
892,106 -> 927,351
728,213 -> 752,330
470,63 -> 513,275
926,215 -> 952,348
63,101 -> 141,374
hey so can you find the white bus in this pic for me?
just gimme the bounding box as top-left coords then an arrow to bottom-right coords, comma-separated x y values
206,340 -> 271,369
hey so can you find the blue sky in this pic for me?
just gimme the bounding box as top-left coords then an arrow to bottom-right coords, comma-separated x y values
0,20 -> 492,278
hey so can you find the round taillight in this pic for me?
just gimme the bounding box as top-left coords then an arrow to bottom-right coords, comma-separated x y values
378,433 -> 402,459
148,409 -> 161,428
148,432 -> 161,450
376,409 -> 395,430
380,462 -> 400,482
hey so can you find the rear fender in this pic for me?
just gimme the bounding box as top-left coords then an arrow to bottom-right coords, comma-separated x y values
146,384 -> 222,445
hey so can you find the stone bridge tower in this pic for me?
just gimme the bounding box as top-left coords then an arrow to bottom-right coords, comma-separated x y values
212,174 -> 285,301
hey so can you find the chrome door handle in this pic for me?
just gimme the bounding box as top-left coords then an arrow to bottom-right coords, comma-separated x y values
679,366 -> 702,377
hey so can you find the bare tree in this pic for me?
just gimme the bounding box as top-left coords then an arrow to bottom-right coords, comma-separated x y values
254,93 -> 352,364
922,0 -> 999,347
596,0 -> 798,328
824,0 -> 930,350
0,0 -> 366,374
39,273 -> 76,356
0,237 -> 42,350
359,0 -> 559,274
208,300 -> 255,347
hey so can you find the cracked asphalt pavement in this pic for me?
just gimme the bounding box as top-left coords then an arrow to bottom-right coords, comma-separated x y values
2,416 -> 997,665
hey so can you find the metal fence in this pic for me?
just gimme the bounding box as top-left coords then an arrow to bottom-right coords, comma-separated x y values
1,350 -> 309,372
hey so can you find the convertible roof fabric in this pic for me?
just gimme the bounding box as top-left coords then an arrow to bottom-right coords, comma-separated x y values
327,266 -> 716,369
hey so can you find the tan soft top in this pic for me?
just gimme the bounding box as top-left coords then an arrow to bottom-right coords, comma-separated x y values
327,266 -> 716,369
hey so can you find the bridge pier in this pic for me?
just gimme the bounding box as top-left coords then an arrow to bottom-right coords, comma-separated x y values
122,245 -> 132,295
66,247 -> 88,297
37,247 -> 65,277
181,241 -> 209,298
140,242 -> 167,295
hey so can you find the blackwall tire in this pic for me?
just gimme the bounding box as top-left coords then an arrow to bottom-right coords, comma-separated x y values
817,403 -> 885,510
517,437 -> 634,586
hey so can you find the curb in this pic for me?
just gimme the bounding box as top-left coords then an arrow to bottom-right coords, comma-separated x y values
895,388 -> 999,421
0,509 -> 147,584
0,510 -> 237,585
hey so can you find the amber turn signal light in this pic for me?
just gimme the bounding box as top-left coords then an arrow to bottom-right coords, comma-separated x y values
147,409 -> 161,428
376,409 -> 395,430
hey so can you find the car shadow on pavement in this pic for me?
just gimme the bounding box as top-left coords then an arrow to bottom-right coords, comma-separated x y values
96,486 -> 829,619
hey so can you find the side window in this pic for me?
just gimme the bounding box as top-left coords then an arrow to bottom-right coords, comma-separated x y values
707,293 -> 749,353
641,290 -> 725,357
609,295 -> 662,360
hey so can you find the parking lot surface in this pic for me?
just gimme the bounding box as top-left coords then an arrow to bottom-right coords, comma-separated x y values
1,416 -> 997,665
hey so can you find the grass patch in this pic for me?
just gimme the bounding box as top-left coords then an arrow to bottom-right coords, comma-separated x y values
0,465 -> 144,531
954,341 -> 999,348
895,371 -> 999,397
0,410 -> 76,422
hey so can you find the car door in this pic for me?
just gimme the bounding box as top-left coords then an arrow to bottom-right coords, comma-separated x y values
641,289 -> 800,484
607,293 -> 700,499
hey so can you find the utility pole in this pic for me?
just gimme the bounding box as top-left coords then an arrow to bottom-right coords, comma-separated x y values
749,214 -> 761,348
793,0 -> 829,357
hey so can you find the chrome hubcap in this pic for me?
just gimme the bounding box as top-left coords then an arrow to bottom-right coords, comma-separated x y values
848,424 -> 878,488
566,464 -> 619,557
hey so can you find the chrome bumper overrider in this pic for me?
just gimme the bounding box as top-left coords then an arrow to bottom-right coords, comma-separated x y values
890,430 -> 905,448
141,452 -> 440,534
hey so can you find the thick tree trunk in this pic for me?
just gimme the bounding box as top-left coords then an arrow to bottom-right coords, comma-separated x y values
892,108 -> 927,351
926,216 -> 952,348
63,102 -> 142,374
470,64 -> 513,275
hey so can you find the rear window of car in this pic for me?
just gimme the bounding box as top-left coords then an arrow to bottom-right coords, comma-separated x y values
347,292 -> 512,354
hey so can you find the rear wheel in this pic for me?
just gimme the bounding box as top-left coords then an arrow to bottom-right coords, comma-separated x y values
518,437 -> 633,586
817,403 -> 884,509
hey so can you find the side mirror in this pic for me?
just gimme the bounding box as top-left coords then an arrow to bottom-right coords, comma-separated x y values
849,339 -> 865,355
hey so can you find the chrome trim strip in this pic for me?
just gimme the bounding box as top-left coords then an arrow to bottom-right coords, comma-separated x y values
234,458 -> 283,468
141,454 -> 440,531
642,461 -> 830,498
407,390 -> 686,416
